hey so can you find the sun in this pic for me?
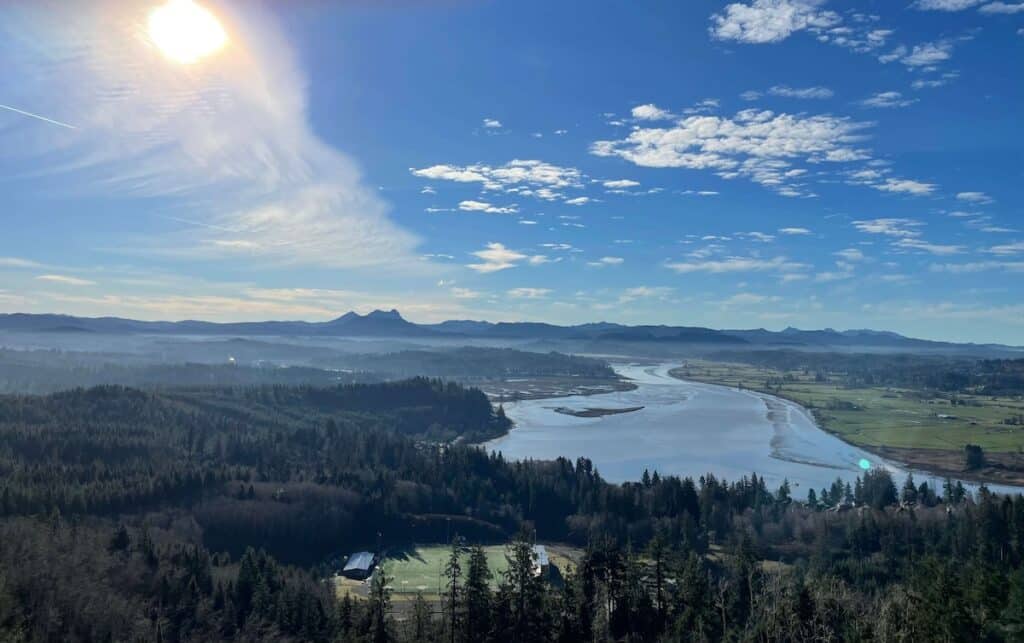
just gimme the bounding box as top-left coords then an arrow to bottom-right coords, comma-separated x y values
148,0 -> 228,64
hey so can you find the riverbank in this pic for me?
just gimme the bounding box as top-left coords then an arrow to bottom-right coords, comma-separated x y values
668,364 -> 1024,488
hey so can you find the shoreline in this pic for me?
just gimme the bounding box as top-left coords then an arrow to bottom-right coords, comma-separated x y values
667,367 -> 1024,489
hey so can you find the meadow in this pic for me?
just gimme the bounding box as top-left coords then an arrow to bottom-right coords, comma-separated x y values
336,543 -> 582,602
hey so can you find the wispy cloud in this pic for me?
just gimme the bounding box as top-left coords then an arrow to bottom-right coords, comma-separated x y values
665,256 -> 807,274
458,200 -> 518,214
411,159 -> 584,203
860,91 -> 918,109
894,238 -> 964,255
0,1 -> 421,271
507,287 -> 551,299
587,256 -> 624,267
35,274 -> 97,286
768,85 -> 833,99
853,218 -> 924,237
872,178 -> 937,195
956,191 -> 994,204
0,257 -> 46,269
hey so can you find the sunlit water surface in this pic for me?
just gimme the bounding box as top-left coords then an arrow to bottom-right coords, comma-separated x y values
486,363 -> 1022,495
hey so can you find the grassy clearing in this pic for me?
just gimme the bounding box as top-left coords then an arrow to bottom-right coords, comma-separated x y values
335,543 -> 582,602
674,360 -> 1024,453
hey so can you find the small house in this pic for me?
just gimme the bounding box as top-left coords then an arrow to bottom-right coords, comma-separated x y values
532,545 -> 549,577
341,551 -> 375,580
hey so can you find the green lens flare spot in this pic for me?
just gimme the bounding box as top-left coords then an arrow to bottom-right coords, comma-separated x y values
858,458 -> 871,470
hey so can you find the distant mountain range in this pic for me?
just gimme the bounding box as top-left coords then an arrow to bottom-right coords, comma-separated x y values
0,310 -> 1019,354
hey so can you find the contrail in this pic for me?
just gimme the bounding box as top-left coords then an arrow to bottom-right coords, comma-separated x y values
0,103 -> 77,129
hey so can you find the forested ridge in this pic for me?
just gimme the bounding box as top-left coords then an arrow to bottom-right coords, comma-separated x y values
0,346 -> 617,395
0,382 -> 1023,641
706,350 -> 1024,395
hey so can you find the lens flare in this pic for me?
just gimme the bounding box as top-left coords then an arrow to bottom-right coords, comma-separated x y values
858,458 -> 871,471
148,0 -> 227,64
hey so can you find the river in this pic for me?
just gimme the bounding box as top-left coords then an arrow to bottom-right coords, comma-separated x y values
485,363 -> 1022,495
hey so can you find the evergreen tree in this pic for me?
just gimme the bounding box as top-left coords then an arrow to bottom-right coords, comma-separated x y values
464,544 -> 493,642
502,531 -> 549,643
443,537 -> 464,643
368,565 -> 392,643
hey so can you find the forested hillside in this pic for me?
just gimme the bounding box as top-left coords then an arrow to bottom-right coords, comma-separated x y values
0,382 -> 1023,641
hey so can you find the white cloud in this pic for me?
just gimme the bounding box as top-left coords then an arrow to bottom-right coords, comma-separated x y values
458,200 -> 518,214
626,104 -> 675,120
507,287 -> 551,299
769,85 -> 834,99
873,178 -> 936,195
892,41 -> 954,67
739,231 -> 776,242
778,227 -> 812,235
482,118 -> 503,128
834,248 -> 865,261
930,261 -> 1024,273
0,257 -> 45,269
911,74 -> 958,89
815,268 -> 854,282
411,160 -> 584,201
451,287 -> 482,299
665,255 -> 807,274
603,179 -> 641,189
709,0 -> 840,44
467,243 -> 527,273
722,292 -> 781,305
564,196 -> 591,206
860,91 -> 918,108
35,274 -> 97,286
631,104 -> 674,120
853,218 -> 924,237
592,109 -> 872,196
915,0 -> 983,9
988,241 -> 1024,255
979,2 -> 1024,13
0,2 -> 422,271
894,239 -> 964,255
588,256 -> 624,267
618,286 -> 674,303
956,191 -> 993,204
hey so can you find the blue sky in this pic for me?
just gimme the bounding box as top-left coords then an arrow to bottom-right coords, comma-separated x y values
0,0 -> 1022,343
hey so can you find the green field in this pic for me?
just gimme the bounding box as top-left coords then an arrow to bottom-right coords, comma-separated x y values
383,545 -> 511,597
336,543 -> 581,602
674,360 -> 1024,453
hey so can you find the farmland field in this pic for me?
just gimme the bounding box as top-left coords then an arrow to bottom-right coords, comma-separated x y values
672,360 -> 1024,453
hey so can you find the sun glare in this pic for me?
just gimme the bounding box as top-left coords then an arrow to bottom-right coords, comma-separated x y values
148,0 -> 227,64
